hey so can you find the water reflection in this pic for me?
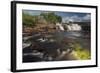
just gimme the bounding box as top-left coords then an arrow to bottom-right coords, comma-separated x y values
23,31 -> 90,62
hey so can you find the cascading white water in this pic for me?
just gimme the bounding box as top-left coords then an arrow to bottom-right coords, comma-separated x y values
67,25 -> 72,31
56,23 -> 82,31
56,23 -> 65,31
66,24 -> 82,31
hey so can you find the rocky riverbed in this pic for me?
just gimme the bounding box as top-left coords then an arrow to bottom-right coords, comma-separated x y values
22,30 -> 91,63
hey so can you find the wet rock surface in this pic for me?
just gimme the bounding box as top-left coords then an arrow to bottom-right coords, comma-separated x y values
23,30 -> 90,63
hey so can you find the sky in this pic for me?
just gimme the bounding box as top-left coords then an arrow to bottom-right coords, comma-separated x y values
23,10 -> 91,23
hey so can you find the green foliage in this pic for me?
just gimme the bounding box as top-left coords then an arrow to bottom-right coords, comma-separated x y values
22,12 -> 62,27
73,43 -> 91,60
76,49 -> 91,60
40,12 -> 62,24
22,13 -> 36,27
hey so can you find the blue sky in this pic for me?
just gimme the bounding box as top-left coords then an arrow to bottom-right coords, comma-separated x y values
23,10 -> 91,22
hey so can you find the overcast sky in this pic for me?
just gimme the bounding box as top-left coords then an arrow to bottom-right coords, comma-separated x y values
23,10 -> 91,23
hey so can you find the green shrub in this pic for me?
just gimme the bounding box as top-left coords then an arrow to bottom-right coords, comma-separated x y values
73,43 -> 91,60
22,13 -> 36,27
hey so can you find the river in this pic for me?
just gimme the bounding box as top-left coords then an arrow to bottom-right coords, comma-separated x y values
23,31 -> 91,62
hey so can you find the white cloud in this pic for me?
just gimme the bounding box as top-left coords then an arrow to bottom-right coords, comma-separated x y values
62,14 -> 91,23
83,14 -> 91,21
62,15 -> 82,23
70,15 -> 82,22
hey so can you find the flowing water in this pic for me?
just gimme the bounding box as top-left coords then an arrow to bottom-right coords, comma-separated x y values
23,30 -> 91,62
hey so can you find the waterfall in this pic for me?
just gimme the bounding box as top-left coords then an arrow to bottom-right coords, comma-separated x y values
66,24 -> 82,31
56,23 -> 82,31
67,25 -> 72,31
56,23 -> 65,31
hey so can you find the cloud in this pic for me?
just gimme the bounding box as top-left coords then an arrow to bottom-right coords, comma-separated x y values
83,14 -> 91,21
62,15 -> 82,23
23,10 -> 54,16
70,15 -> 82,22
23,10 -> 42,15
62,14 -> 91,23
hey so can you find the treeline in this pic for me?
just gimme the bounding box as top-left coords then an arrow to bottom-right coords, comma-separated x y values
40,12 -> 62,24
22,13 -> 36,27
22,12 -> 62,27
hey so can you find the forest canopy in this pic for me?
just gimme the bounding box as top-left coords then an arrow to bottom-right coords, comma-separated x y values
22,12 -> 62,27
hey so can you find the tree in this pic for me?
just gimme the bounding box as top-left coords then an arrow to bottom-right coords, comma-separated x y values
22,13 -> 36,27
40,12 -> 62,24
